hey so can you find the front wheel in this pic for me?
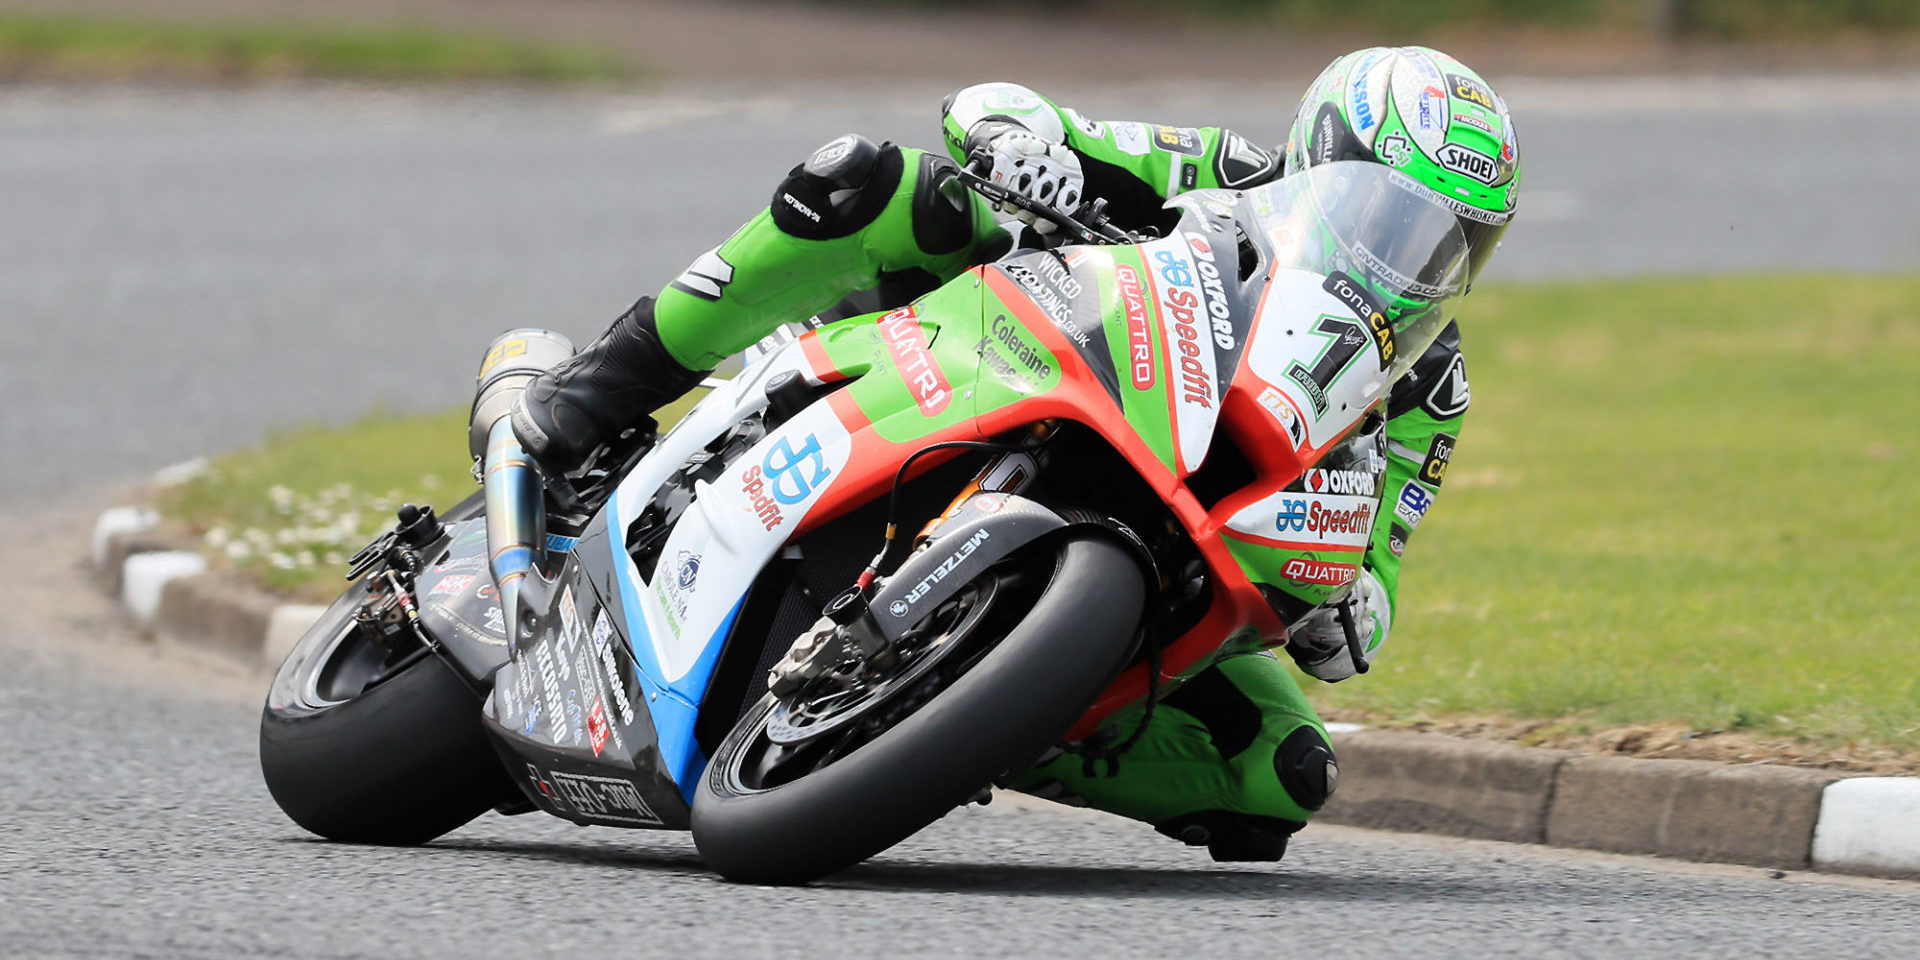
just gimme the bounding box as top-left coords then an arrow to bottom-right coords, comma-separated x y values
691,532 -> 1145,884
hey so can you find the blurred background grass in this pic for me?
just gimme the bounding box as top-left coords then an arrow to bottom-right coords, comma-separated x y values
3,0 -> 1917,89
853,0 -> 1920,38
0,12 -> 634,83
160,274 -> 1920,752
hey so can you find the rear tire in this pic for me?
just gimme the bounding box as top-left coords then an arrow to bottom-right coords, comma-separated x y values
691,533 -> 1144,884
260,578 -> 515,845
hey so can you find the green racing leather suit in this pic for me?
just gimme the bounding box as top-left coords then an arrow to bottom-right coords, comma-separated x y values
631,83 -> 1472,859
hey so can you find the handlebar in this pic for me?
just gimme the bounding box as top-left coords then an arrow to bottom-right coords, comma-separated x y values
957,157 -> 1141,247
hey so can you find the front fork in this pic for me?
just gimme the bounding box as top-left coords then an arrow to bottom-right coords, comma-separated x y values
914,422 -> 1056,545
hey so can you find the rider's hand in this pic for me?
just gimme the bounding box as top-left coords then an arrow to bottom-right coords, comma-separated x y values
1284,568 -> 1392,683
974,126 -> 1085,234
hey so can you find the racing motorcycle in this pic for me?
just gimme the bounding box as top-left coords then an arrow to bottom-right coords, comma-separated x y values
260,160 -> 1471,884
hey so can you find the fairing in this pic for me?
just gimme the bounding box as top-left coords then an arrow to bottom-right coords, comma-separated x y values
474,161 -> 1473,815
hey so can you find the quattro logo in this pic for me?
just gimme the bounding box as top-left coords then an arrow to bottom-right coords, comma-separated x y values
1116,264 -> 1154,389
877,307 -> 951,416
1283,557 -> 1357,587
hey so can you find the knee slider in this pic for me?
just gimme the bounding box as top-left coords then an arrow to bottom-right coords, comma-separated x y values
1273,725 -> 1339,812
770,134 -> 902,241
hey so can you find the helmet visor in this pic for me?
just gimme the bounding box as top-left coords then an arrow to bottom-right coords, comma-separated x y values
1246,162 -> 1472,376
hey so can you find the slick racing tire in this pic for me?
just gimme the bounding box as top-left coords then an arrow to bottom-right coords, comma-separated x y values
692,532 -> 1145,885
260,574 -> 514,845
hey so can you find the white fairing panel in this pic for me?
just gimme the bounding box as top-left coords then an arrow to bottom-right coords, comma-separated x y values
641,400 -> 851,681
1243,268 -> 1390,452
607,340 -> 847,684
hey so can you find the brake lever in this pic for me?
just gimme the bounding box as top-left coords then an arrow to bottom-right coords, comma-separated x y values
1333,598 -> 1370,675
956,168 -> 1110,246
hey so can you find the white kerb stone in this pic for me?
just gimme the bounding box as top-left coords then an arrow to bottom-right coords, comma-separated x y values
1812,777 -> 1920,875
121,551 -> 207,628
92,506 -> 158,569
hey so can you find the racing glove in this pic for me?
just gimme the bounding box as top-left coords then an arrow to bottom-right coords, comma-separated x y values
968,123 -> 1085,234
1285,568 -> 1392,683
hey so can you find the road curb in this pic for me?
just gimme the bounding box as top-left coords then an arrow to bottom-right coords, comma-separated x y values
91,508 -> 326,670
88,502 -> 1920,881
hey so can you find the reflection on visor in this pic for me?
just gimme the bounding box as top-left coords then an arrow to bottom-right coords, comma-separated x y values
1353,241 -> 1457,300
1383,168 -> 1511,284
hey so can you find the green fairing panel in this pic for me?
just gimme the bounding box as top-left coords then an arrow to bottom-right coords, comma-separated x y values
813,279 -> 988,446
1088,247 -> 1176,472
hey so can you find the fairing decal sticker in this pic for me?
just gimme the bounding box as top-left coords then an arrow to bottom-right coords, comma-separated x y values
604,398 -> 852,794
1241,267 -> 1389,454
1138,234 -> 1222,473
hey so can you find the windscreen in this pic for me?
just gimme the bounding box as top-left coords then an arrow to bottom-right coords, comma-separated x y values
1243,162 -> 1471,378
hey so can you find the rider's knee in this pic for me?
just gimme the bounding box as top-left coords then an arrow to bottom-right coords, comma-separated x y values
770,134 -> 903,241
1271,724 -> 1339,814
770,135 -> 980,261
770,134 -> 901,240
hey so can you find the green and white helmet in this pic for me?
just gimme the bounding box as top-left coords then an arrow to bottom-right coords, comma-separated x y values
1283,46 -> 1518,285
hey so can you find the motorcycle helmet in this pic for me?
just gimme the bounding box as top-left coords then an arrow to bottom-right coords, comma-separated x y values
1282,46 -> 1518,286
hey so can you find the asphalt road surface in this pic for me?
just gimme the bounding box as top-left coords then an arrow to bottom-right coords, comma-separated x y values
5,75 -> 1920,958
6,502 -> 1920,959
3,73 -> 1918,505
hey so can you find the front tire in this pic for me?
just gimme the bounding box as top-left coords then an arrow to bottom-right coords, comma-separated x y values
691,533 -> 1145,884
260,577 -> 514,845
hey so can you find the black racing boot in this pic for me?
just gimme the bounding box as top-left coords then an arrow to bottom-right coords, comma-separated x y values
1155,811 -> 1303,863
509,296 -> 708,474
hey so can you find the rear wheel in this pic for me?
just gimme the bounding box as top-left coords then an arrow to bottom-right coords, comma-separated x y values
259,571 -> 514,845
692,532 -> 1145,884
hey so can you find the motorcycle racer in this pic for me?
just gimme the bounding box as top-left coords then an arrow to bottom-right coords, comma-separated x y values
508,46 -> 1519,862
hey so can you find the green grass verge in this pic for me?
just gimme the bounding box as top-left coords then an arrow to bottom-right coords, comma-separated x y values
1312,273 -> 1920,752
0,14 -> 634,84
162,274 -> 1920,750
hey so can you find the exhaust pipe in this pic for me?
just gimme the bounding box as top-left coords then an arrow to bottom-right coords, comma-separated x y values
469,329 -> 573,656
